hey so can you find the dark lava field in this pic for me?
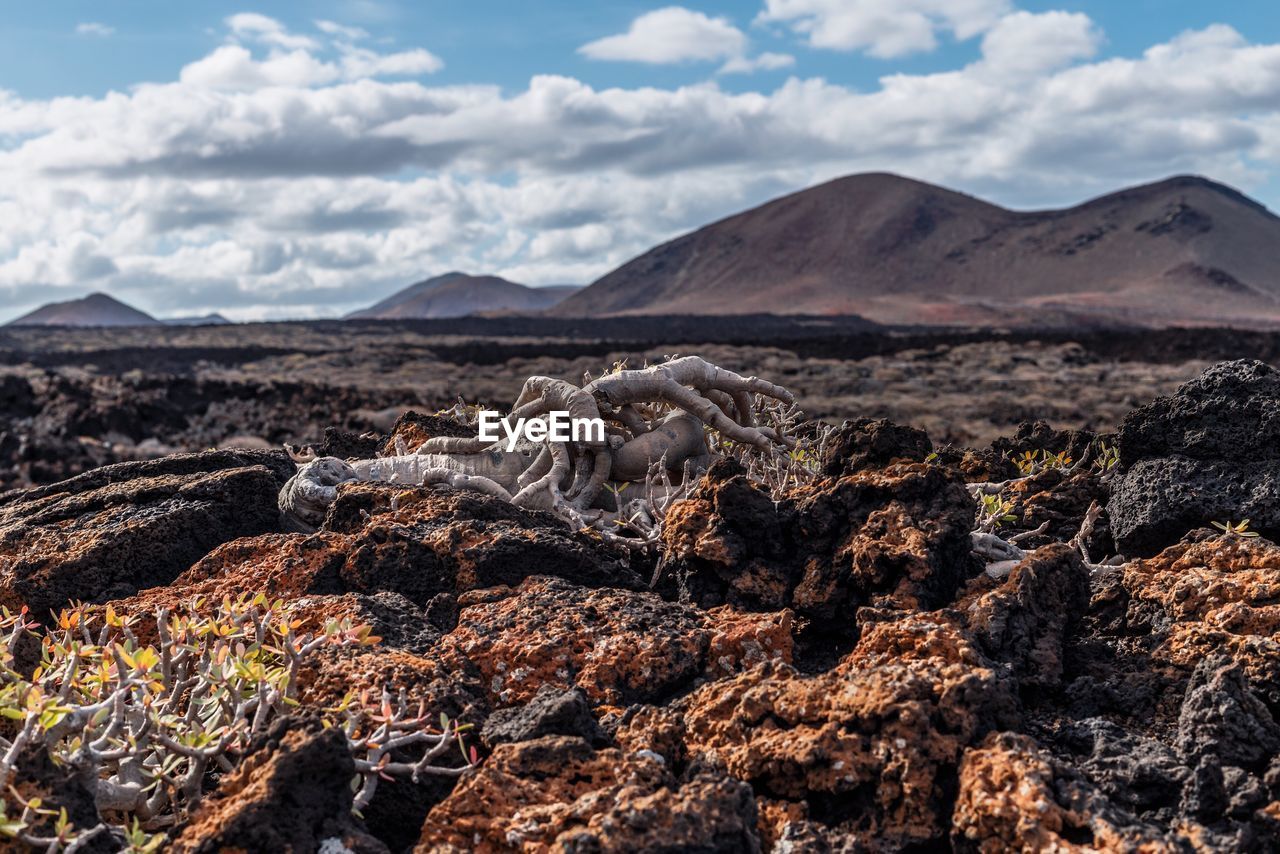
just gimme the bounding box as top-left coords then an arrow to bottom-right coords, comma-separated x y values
0,320 -> 1278,852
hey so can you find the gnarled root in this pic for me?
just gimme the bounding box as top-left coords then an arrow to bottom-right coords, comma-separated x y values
278,356 -> 812,544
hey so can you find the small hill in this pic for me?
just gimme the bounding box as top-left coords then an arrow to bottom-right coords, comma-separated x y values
7,292 -> 161,327
163,314 -> 232,326
347,273 -> 581,320
551,173 -> 1280,327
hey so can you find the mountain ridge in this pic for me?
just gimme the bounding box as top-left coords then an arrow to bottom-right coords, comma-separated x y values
551,173 -> 1280,327
347,272 -> 580,320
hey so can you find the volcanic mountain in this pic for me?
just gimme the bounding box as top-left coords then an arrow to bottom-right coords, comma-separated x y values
348,272 -> 580,320
6,292 -> 161,327
551,173 -> 1280,327
163,313 -> 232,326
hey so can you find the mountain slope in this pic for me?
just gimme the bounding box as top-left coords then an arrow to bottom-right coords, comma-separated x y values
347,273 -> 580,320
551,173 -> 1280,327
7,292 -> 161,327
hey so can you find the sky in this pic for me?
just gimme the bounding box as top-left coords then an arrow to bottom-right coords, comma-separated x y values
1,2 -> 1279,321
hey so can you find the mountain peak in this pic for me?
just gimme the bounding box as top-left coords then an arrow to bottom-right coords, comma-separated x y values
7,292 -> 160,328
346,273 -> 581,320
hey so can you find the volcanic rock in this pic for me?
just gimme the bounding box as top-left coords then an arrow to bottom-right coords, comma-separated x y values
1176,656 -> 1280,772
960,544 -> 1090,690
323,483 -> 643,595
378,410 -> 473,457
169,718 -> 383,854
480,685 -> 607,748
110,480 -> 643,630
1109,359 -> 1280,556
819,417 -> 932,478
415,736 -> 760,852
621,610 -> 1019,849
1120,535 -> 1280,710
0,449 -> 292,618
952,732 -> 1183,851
1057,718 -> 1189,816
427,576 -> 791,708
664,460 -> 977,631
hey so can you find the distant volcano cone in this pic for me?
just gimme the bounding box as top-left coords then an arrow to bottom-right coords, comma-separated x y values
7,292 -> 161,327
347,272 -> 581,319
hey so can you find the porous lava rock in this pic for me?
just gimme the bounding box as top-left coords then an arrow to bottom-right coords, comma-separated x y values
379,410 -> 473,456
820,417 -> 932,478
106,480 -> 645,632
427,576 -> 792,708
1055,717 -> 1190,817
1109,359 -> 1280,556
323,482 -> 644,596
664,459 -> 977,631
952,732 -> 1183,852
1176,656 -> 1280,773
0,449 -> 292,618
414,736 -> 761,853
960,543 -> 1089,690
169,718 -> 384,854
1119,535 -> 1280,711
619,610 -> 1019,850
1002,468 -> 1113,555
480,685 -> 607,748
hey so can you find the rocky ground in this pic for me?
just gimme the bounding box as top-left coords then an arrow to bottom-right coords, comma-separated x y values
0,319 -> 1231,494
0,348 -> 1278,851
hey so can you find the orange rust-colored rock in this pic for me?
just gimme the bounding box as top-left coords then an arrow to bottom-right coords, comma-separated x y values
414,736 -> 760,853
755,797 -> 811,852
952,732 -> 1182,853
1122,535 -> 1280,698
102,478 -> 644,642
704,605 -> 794,676
379,411 -> 473,457
642,610 -> 1019,849
427,576 -> 791,708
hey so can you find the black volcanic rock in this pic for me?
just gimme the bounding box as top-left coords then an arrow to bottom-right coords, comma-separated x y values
0,449 -> 293,617
820,417 -> 932,478
481,685 -> 607,749
1108,359 -> 1280,556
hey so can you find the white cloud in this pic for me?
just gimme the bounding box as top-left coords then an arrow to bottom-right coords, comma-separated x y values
580,7 -> 747,64
339,44 -> 443,78
180,45 -> 340,89
580,6 -> 792,76
227,12 -> 320,51
719,52 -> 795,75
758,0 -> 1012,57
3,13 -> 1280,320
979,11 -> 1102,74
178,16 -> 442,91
315,20 -> 370,41
76,22 -> 115,37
